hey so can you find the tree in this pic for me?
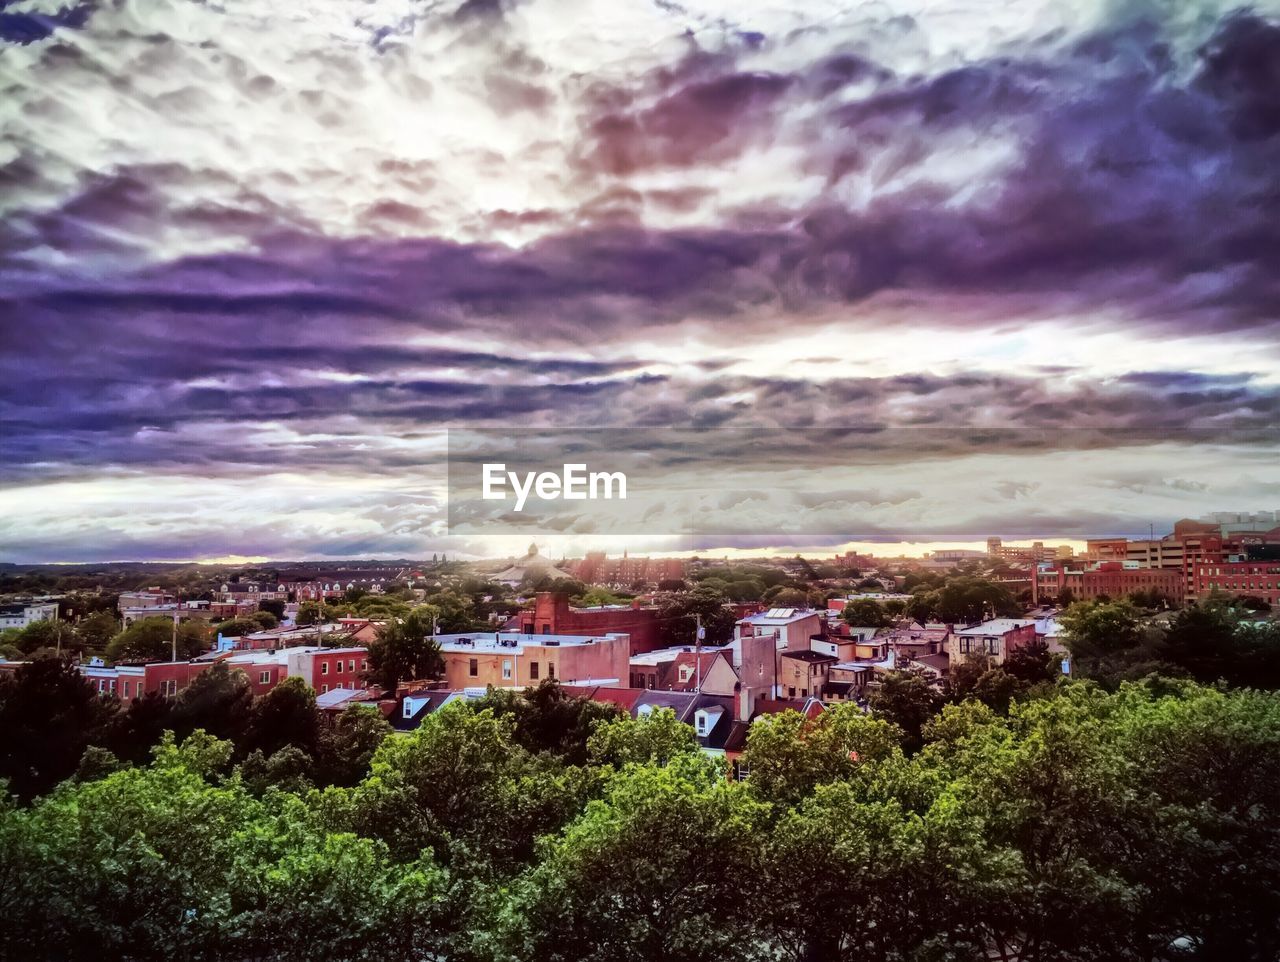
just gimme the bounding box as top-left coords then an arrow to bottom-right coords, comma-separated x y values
353,704 -> 589,868
256,598 -> 286,620
364,608 -> 443,694
496,758 -> 768,962
318,705 -> 392,787
1161,604 -> 1280,690
475,679 -> 622,764
1059,599 -> 1145,658
244,676 -> 319,759
758,780 -> 993,962
841,598 -> 892,628
74,611 -> 118,651
421,590 -> 478,632
586,707 -> 701,768
0,731 -> 448,962
767,586 -> 810,608
104,690 -> 175,764
295,601 -> 321,626
869,670 -> 943,754
11,619 -> 61,655
168,662 -> 254,747
575,586 -> 625,607
655,585 -> 736,648
105,617 -> 209,663
215,617 -> 261,638
249,610 -> 279,630
1002,638 -> 1057,683
906,576 -> 1020,624
0,658 -> 117,801
741,702 -> 902,807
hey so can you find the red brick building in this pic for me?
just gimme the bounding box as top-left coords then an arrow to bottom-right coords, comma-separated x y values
1192,559 -> 1280,606
571,553 -> 687,586
1033,561 -> 1186,605
309,647 -> 371,693
517,592 -> 664,654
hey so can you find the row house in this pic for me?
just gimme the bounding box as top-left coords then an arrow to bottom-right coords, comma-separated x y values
628,646 -> 737,694
948,619 -> 1039,668
436,631 -> 630,691
216,581 -> 289,605
79,644 -> 371,701
309,647 -> 371,694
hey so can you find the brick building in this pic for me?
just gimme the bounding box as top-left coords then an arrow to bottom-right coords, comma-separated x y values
437,631 -> 630,690
1033,561 -> 1186,605
571,552 -> 687,586
1192,559 -> 1280,606
517,592 -> 663,654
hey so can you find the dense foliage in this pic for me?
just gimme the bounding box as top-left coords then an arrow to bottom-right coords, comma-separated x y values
2,666 -> 1278,961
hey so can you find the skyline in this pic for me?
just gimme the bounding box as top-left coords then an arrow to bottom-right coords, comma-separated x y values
3,0 -> 1280,562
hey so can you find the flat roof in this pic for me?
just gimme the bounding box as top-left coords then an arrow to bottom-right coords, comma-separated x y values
438,631 -> 623,654
629,644 -> 727,666
954,619 -> 1038,635
781,649 -> 838,663
738,609 -> 819,625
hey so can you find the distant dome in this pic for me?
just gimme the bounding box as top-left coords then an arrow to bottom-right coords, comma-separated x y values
528,542 -> 539,557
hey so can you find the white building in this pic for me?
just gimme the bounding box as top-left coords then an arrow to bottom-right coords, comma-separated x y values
0,602 -> 59,630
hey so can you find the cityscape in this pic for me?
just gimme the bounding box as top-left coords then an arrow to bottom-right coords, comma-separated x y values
3,0 -> 1280,959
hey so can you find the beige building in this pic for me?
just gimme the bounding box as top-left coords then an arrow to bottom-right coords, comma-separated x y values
437,631 -> 629,690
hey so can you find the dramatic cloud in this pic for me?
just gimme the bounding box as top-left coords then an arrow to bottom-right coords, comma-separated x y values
1,0 -> 1279,559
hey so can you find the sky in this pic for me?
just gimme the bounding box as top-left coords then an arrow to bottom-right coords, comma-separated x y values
1,0 -> 1279,562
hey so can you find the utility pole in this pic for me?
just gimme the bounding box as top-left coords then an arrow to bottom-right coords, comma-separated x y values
694,613 -> 703,694
171,609 -> 179,663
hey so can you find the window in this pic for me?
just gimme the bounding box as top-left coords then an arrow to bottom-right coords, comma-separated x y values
321,662 -> 329,675
348,659 -> 355,673
469,658 -> 478,677
336,661 -> 343,674
678,664 -> 692,683
502,659 -> 512,680
529,661 -> 540,680
541,625 -> 550,634
321,684 -> 329,693
788,686 -> 796,698
361,659 -> 367,670
259,671 -> 270,684
547,663 -> 555,679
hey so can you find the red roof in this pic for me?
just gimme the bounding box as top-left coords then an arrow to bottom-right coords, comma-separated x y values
562,685 -> 645,711
665,650 -> 732,691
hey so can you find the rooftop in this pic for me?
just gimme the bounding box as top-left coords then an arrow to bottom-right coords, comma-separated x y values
438,631 -> 624,654
954,619 -> 1038,636
738,608 -> 819,626
781,649 -> 838,663
630,644 -> 728,667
